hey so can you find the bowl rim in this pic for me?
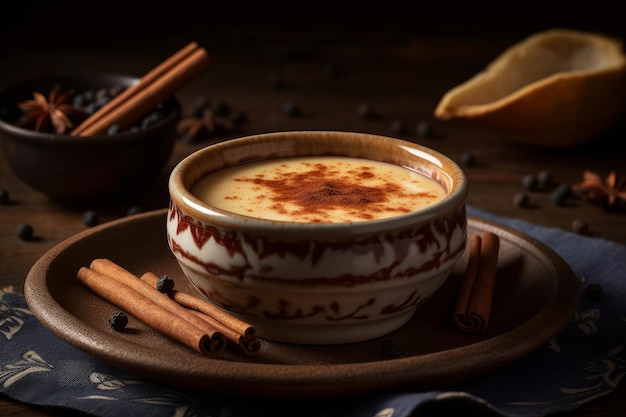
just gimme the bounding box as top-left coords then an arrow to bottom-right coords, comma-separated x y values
168,130 -> 468,235
0,73 -> 181,144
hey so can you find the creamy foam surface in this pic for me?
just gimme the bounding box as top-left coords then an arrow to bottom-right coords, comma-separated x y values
192,156 -> 446,223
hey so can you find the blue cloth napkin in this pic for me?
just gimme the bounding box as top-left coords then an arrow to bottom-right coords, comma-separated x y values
1,207 -> 625,417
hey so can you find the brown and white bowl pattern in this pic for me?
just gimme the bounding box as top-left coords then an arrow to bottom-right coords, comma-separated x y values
167,201 -> 466,344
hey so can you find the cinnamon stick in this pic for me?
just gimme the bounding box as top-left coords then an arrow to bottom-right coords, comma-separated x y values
71,41 -> 211,136
86,258 -> 227,353
453,232 -> 500,332
76,266 -> 221,355
140,271 -> 257,340
454,234 -> 482,327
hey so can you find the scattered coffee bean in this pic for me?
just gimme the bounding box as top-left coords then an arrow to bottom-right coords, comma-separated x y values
391,119 -> 408,135
126,205 -> 143,216
107,124 -> 122,135
156,275 -> 175,293
415,121 -> 434,139
141,110 -> 165,129
283,101 -> 300,118
537,170 -> 553,189
460,151 -> 477,166
71,94 -> 85,108
584,283 -> 603,300
550,183 -> 571,206
81,89 -> 95,103
572,218 -> 589,235
17,223 -> 34,241
82,210 -> 100,227
521,174 -> 539,191
513,192 -> 530,208
357,102 -> 377,119
109,311 -> 129,331
230,110 -> 248,125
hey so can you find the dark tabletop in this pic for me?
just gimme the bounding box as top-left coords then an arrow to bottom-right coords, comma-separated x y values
1,2 -> 625,416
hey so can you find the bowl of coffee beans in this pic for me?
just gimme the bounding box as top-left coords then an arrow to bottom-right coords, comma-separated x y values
0,74 -> 181,204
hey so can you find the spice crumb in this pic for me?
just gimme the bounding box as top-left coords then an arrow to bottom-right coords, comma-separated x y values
460,151 -> 477,166
17,223 -> 34,241
572,218 -> 589,235
109,311 -> 128,331
156,275 -> 175,293
415,121 -> 434,139
521,174 -> 538,191
391,119 -> 407,135
126,205 -> 143,216
584,283 -> 603,300
537,170 -> 553,189
283,101 -> 300,118
551,183 -> 571,206
513,192 -> 529,208
357,102 -> 377,119
82,210 -> 100,227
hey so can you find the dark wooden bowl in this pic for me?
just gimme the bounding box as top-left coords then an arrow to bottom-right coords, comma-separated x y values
0,74 -> 181,204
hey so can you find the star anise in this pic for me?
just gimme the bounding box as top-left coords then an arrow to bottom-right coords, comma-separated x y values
17,85 -> 85,134
177,107 -> 236,143
571,170 -> 626,209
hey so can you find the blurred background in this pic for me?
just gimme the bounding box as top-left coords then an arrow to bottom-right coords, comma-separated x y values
2,0 -> 625,52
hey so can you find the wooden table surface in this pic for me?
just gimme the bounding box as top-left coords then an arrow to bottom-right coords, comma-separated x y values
1,3 -> 625,416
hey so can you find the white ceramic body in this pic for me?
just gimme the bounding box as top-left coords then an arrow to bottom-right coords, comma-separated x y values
167,131 -> 468,344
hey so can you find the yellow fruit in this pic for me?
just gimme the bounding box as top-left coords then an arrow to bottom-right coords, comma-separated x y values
434,28 -> 626,148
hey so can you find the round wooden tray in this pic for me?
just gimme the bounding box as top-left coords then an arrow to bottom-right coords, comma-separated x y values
24,208 -> 579,399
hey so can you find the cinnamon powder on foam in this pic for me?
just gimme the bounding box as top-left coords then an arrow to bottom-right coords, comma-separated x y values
192,157 -> 445,223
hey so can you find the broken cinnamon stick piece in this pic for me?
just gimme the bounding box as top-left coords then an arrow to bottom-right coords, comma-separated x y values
140,271 -> 257,340
88,258 -> 227,353
76,266 -> 218,355
454,232 -> 500,332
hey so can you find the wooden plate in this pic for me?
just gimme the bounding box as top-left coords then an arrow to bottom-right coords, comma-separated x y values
24,208 -> 579,399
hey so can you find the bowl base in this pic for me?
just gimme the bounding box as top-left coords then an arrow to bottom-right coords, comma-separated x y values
248,311 -> 416,345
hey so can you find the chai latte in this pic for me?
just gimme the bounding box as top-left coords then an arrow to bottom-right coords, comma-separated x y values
192,156 -> 446,223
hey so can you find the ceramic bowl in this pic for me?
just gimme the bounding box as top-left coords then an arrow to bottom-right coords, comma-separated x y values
167,131 -> 468,344
0,74 -> 181,204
